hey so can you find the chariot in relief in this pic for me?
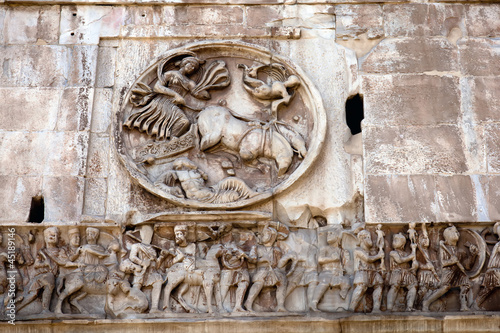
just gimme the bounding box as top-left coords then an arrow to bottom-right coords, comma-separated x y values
115,41 -> 326,209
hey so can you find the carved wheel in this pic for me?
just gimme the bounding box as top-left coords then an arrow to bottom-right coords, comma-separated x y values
115,41 -> 326,209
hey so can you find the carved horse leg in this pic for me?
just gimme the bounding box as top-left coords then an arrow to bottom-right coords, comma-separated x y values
162,273 -> 184,312
68,290 -> 88,314
271,132 -> 294,177
177,282 -> 197,313
203,271 -> 220,314
54,275 -> 84,314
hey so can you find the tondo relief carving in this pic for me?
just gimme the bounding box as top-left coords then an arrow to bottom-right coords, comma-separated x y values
115,41 -> 326,209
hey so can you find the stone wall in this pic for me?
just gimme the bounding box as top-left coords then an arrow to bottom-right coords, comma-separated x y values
2,1 -> 499,226
1,0 -> 500,331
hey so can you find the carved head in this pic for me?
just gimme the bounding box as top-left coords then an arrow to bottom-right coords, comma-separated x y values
392,233 -> 406,249
326,230 -> 341,246
68,228 -> 80,247
86,227 -> 100,244
177,57 -> 205,75
494,222 -> 500,238
284,75 -> 300,89
120,258 -> 141,274
358,230 -> 372,248
419,233 -> 430,248
108,240 -> 121,254
409,222 -> 416,230
261,225 -> 278,245
44,227 -> 60,246
174,225 -> 188,247
140,225 -> 154,245
443,226 -> 459,245
173,157 -> 198,171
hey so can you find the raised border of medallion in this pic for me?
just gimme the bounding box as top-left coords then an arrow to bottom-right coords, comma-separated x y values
114,40 -> 327,210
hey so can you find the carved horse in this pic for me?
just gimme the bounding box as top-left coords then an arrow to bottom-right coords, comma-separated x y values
54,266 -> 109,314
197,106 -> 306,177
163,243 -> 224,314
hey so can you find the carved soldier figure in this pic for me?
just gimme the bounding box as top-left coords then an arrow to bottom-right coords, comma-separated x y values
106,256 -> 149,317
310,230 -> 350,312
349,229 -> 385,313
64,228 -> 81,261
475,222 -> 500,308
129,224 -> 167,313
220,232 -> 252,313
244,223 -> 291,312
17,227 -> 64,314
52,227 -> 110,314
78,228 -> 109,283
283,237 -> 318,311
416,224 -> 440,307
386,233 -> 418,312
162,224 -> 198,312
422,226 -> 477,312
0,233 -> 29,308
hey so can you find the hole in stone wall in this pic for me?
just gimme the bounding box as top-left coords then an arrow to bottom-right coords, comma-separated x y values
313,215 -> 327,227
345,94 -> 364,135
28,196 -> 44,223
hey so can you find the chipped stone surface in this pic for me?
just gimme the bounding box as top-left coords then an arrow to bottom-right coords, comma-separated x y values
82,177 -> 107,216
361,38 -> 460,74
57,87 -> 94,131
42,175 -> 84,221
365,175 -> 477,223
465,4 -> 500,37
335,4 -> 383,39
0,88 -> 59,131
0,176 -> 42,222
364,125 -> 468,175
459,38 -> 500,76
471,77 -> 500,122
486,123 -> 500,173
3,5 -> 60,44
363,74 -> 461,126
383,4 -> 464,38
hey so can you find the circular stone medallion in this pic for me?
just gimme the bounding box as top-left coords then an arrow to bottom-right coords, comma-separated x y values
115,41 -> 326,209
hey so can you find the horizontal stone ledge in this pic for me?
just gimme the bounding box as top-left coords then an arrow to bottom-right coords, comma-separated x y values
3,0 -> 409,5
118,25 -> 302,39
2,314 -> 500,333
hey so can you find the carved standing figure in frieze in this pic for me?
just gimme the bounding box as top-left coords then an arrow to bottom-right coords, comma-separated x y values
17,227 -> 66,314
128,225 -> 169,314
475,222 -> 500,309
219,231 -> 252,313
310,230 -> 351,312
283,235 -> 319,312
244,223 -> 292,312
162,225 -> 215,313
64,228 -> 81,261
348,229 -> 385,313
415,223 -> 440,308
0,233 -> 32,309
422,225 -> 478,312
386,233 -> 418,312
